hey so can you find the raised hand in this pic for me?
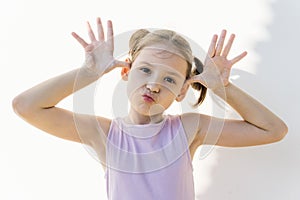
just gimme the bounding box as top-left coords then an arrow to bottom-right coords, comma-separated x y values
72,17 -> 129,75
188,30 -> 247,91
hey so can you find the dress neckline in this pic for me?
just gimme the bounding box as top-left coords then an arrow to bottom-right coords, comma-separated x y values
117,115 -> 168,138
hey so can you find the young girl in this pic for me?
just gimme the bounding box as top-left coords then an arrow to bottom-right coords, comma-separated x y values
13,17 -> 288,200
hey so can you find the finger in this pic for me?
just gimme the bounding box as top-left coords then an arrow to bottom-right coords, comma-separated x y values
207,34 -> 218,58
97,17 -> 104,41
106,20 -> 114,49
86,21 -> 97,42
230,51 -> 247,64
222,34 -> 235,57
187,75 -> 206,86
113,60 -> 131,69
71,32 -> 88,48
215,29 -> 227,56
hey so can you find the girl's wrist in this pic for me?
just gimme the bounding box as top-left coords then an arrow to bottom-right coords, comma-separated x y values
81,54 -> 104,77
81,58 -> 104,78
211,82 -> 232,96
80,63 -> 103,79
82,65 -> 101,77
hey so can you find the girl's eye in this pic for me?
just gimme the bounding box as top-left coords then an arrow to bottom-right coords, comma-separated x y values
140,67 -> 151,74
164,77 -> 176,84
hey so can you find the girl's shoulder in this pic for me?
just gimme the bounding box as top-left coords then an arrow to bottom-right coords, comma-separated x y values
179,112 -> 202,143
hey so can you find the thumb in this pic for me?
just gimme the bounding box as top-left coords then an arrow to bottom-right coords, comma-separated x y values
104,60 -> 131,74
187,74 -> 206,86
113,60 -> 131,69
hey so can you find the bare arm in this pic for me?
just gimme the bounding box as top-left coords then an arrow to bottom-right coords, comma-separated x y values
184,30 -> 288,147
215,83 -> 287,137
12,18 -> 129,146
12,67 -> 107,143
198,83 -> 288,147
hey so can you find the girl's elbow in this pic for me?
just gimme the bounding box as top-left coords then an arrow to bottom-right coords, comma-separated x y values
12,95 -> 32,118
271,122 -> 288,142
279,123 -> 288,139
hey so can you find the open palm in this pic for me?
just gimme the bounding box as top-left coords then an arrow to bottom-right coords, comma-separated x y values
189,30 -> 247,91
72,17 -> 129,75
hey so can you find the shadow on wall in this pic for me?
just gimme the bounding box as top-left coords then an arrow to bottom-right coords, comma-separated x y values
195,0 -> 300,199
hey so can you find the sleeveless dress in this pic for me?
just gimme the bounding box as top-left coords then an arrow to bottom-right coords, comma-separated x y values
105,115 -> 195,200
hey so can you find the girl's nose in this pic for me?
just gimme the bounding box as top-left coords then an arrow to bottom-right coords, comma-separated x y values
146,82 -> 160,93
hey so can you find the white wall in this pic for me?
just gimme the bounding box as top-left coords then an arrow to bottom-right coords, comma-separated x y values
1,0 -> 299,199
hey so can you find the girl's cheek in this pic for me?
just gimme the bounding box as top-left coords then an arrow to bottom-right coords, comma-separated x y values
126,70 -> 147,95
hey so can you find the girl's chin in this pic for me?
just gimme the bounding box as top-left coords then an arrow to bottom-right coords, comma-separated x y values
148,104 -> 166,115
131,103 -> 166,116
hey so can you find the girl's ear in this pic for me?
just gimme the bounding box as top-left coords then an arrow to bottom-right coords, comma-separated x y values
121,58 -> 131,81
176,81 -> 190,102
121,67 -> 130,81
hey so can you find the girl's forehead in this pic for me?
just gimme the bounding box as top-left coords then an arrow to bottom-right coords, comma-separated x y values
141,45 -> 186,60
133,46 -> 188,76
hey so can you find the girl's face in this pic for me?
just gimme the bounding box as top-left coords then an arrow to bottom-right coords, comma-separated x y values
125,45 -> 189,117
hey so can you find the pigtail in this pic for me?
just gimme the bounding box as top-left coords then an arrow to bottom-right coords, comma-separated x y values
191,57 -> 207,106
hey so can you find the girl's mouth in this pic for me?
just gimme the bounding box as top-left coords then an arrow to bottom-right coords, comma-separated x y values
142,94 -> 155,103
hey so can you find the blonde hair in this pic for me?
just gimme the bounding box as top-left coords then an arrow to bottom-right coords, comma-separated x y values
128,29 -> 207,106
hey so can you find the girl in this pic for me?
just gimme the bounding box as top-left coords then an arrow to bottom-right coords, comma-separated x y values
12,17 -> 288,200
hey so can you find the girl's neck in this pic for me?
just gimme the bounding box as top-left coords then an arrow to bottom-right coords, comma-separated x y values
126,109 -> 164,125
